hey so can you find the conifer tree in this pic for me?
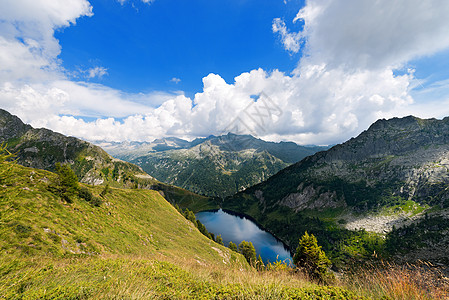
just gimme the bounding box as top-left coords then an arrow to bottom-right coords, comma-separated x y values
238,240 -> 257,266
215,234 -> 224,245
54,163 -> 79,203
183,209 -> 197,224
228,241 -> 238,252
293,231 -> 331,282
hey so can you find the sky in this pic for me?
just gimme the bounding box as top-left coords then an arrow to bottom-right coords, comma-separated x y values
1,0 -> 449,145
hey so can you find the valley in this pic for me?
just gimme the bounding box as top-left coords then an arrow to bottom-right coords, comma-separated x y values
1,109 -> 449,298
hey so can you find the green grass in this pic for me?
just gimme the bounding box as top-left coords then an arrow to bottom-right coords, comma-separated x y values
0,163 -> 237,264
0,161 -> 370,299
381,199 -> 429,216
0,255 -> 366,299
3,161 -> 442,299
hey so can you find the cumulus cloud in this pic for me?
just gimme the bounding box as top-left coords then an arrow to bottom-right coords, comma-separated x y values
2,0 -> 449,145
0,0 -> 92,82
295,0 -> 449,70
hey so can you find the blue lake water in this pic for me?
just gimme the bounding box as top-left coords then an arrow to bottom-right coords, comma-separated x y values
196,209 -> 292,265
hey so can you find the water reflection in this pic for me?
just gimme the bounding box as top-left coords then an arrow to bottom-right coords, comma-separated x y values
196,209 -> 292,265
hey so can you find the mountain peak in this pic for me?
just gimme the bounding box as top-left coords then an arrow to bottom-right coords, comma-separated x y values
0,109 -> 32,141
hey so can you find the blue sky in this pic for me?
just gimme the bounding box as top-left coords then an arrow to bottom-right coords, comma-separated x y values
56,0 -> 304,97
1,0 -> 449,145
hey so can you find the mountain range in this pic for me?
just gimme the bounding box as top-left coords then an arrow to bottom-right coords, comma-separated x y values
223,116 -> 449,266
98,134 -> 328,197
0,109 -> 216,211
2,108 -> 449,268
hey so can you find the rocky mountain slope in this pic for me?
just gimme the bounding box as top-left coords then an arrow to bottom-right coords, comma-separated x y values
223,116 -> 449,265
0,108 -> 152,187
0,109 -> 216,211
99,133 -> 327,197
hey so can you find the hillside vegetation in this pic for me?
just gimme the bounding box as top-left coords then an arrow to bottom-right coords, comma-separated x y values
0,159 -> 374,299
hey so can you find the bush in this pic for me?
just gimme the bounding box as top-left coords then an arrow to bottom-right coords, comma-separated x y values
91,197 -> 102,207
293,231 -> 332,283
78,187 -> 93,202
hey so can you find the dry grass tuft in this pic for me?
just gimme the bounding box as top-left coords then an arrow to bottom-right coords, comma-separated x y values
342,261 -> 449,299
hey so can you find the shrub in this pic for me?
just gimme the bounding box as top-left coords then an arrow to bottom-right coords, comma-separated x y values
78,187 -> 93,202
91,197 -> 102,207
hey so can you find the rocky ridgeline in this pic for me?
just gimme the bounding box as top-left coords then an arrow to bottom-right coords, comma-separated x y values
100,133 -> 326,198
251,116 -> 449,216
0,109 -> 150,187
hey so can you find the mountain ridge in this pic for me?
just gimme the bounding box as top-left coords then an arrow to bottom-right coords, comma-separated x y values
0,108 -> 217,211
223,115 -> 449,266
100,133 -> 328,197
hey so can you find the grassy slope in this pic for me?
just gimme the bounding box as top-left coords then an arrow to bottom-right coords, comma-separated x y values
0,162 -> 364,299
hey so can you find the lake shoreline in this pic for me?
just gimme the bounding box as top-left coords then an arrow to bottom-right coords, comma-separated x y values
196,208 -> 294,260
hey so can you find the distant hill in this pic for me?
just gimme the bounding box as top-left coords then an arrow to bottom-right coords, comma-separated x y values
99,133 -> 328,197
223,116 -> 449,266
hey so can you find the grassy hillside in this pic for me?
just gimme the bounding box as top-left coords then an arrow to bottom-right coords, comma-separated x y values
0,162 -> 228,262
0,160 -> 379,299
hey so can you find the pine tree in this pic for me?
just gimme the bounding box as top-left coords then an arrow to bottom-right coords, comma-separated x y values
238,240 -> 257,266
228,241 -> 238,252
54,163 -> 79,203
293,231 -> 332,282
183,209 -> 197,224
215,234 -> 224,245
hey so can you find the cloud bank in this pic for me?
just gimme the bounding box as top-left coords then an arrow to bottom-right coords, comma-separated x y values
1,0 -> 449,145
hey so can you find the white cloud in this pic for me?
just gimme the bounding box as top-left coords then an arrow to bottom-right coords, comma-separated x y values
170,77 -> 181,84
2,0 -> 449,146
86,67 -> 108,79
272,18 -> 302,53
294,0 -> 449,70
